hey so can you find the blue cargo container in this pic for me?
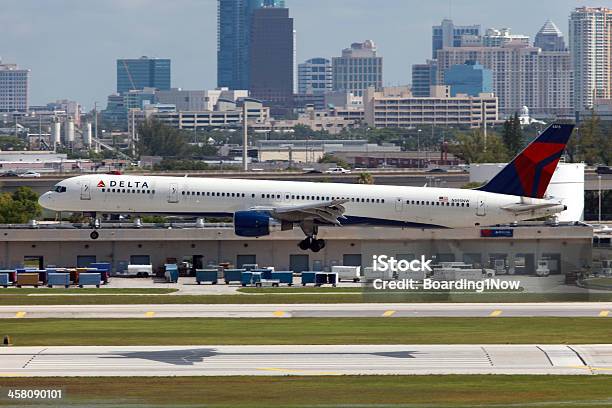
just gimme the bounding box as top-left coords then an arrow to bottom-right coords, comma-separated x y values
78,272 -> 102,288
90,263 -> 111,284
241,271 -> 262,286
301,271 -> 317,286
47,273 -> 70,288
164,264 -> 179,283
252,268 -> 273,279
0,273 -> 9,288
315,272 -> 337,287
271,271 -> 294,286
223,269 -> 245,284
196,269 -> 218,285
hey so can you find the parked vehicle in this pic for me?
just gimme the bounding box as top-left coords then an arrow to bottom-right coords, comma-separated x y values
0,171 -> 19,177
18,171 -> 41,178
324,167 -> 351,174
596,166 -> 612,175
426,168 -> 447,173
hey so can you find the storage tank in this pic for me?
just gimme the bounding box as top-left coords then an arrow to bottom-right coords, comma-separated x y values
52,121 -> 61,146
64,118 -> 75,143
469,162 -> 585,222
83,122 -> 92,147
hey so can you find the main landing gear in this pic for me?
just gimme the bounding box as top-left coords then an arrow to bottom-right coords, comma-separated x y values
298,236 -> 326,252
298,222 -> 326,252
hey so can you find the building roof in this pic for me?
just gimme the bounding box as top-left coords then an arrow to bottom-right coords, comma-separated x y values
537,20 -> 562,36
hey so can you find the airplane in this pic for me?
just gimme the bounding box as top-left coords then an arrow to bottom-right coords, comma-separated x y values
39,123 -> 573,252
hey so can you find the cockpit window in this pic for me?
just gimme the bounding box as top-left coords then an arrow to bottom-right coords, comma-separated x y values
53,185 -> 67,193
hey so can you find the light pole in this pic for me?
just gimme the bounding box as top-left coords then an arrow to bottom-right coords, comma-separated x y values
417,128 -> 422,169
598,175 -> 602,223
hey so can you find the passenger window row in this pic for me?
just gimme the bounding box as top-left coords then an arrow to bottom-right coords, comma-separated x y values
102,188 -> 154,194
183,191 -> 248,198
406,199 -> 469,207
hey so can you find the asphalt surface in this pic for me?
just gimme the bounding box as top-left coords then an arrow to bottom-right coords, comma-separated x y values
1,344 -> 610,376
1,302 -> 611,318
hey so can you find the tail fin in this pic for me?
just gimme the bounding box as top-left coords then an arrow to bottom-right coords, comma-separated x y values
477,123 -> 574,199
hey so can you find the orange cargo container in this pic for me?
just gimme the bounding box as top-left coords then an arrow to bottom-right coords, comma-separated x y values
16,273 -> 40,288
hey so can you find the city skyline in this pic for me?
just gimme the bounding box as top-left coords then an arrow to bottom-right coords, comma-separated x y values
1,0 -> 610,108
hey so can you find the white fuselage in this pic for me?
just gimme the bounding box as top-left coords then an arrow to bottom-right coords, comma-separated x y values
39,174 -> 565,228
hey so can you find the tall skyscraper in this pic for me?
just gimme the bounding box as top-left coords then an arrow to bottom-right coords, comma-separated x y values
432,19 -> 480,58
411,60 -> 438,97
569,7 -> 612,111
444,61 -> 493,97
116,56 -> 171,95
298,58 -> 332,95
249,7 -> 294,113
437,43 -> 573,116
332,40 -> 383,97
535,20 -> 566,51
0,60 -> 30,113
217,0 -> 285,90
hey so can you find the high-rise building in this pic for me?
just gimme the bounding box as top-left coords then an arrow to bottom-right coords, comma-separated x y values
332,40 -> 383,97
569,7 -> 612,111
482,28 -> 530,47
444,61 -> 493,97
411,60 -> 438,97
298,58 -> 332,95
432,19 -> 481,58
249,7 -> 294,113
0,60 -> 30,112
535,20 -> 566,51
217,0 -> 285,91
437,43 -> 573,117
116,56 -> 171,95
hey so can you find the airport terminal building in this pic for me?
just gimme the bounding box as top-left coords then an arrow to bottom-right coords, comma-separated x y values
0,223 -> 593,276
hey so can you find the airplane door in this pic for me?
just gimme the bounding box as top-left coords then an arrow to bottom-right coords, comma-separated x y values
80,181 -> 91,200
395,197 -> 404,212
476,197 -> 486,216
168,183 -> 179,203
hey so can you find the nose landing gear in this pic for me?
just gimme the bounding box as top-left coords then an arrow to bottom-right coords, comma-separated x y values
88,214 -> 101,240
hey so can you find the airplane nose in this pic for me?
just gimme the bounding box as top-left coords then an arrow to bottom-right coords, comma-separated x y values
38,192 -> 53,209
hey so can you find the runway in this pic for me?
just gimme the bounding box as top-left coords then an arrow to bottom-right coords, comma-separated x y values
0,302 -> 611,318
1,344 -> 611,376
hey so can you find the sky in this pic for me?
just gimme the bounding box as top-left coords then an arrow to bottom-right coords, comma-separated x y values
1,0 -> 609,109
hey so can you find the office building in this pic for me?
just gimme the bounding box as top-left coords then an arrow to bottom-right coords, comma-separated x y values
0,61 -> 30,112
155,88 -> 249,111
217,0 -> 285,90
444,61 -> 493,97
249,7 -> 294,114
116,56 -> 171,94
569,7 -> 612,111
534,20 -> 566,51
437,43 -> 573,116
298,58 -> 332,95
432,19 -> 481,58
411,60 -> 438,97
482,28 -> 530,47
332,40 -> 383,97
363,86 -> 498,128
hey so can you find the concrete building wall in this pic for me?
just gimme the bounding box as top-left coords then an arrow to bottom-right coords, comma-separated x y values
0,225 -> 593,275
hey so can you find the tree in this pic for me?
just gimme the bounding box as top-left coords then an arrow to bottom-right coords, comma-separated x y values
450,130 -> 510,164
358,172 -> 374,185
318,153 -> 350,169
0,187 -> 41,223
575,113 -> 609,165
136,119 -> 188,158
501,113 -> 523,156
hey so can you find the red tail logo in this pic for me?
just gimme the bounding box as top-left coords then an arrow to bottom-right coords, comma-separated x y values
97,180 -> 105,188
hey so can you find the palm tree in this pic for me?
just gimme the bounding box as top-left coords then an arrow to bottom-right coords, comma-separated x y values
358,172 -> 374,185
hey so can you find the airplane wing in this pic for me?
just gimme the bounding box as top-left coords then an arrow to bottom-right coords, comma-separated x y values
250,199 -> 348,226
